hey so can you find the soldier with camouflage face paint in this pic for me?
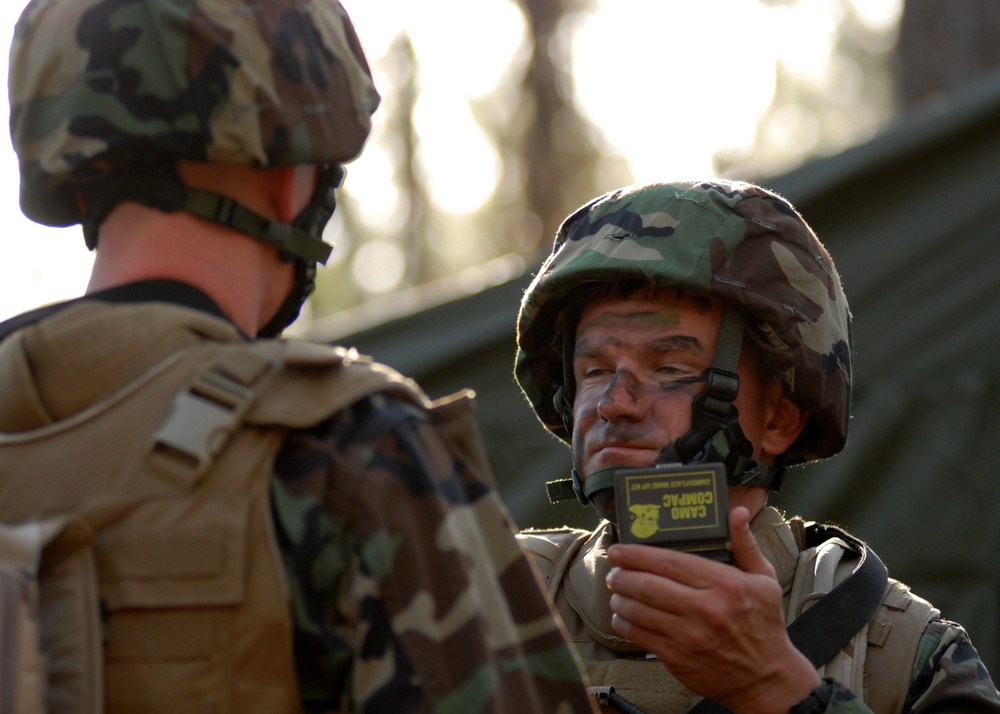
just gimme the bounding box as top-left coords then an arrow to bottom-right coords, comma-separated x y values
514,180 -> 1000,714
0,1 -> 597,712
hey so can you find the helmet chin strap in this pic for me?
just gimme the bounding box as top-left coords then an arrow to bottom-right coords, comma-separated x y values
545,305 -> 788,518
184,164 -> 345,337
668,306 -> 787,491
80,161 -> 344,338
255,164 -> 344,337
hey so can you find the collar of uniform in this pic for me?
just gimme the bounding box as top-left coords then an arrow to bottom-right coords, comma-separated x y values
0,283 -> 247,431
0,279 -> 243,345
89,280 -> 233,322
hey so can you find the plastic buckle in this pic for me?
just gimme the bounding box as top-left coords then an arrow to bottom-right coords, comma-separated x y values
705,367 -> 739,403
149,369 -> 256,488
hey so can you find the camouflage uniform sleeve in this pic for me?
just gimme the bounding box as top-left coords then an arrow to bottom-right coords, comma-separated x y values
806,620 -> 1000,714
270,392 -> 596,714
903,619 -> 1000,713
789,678 -> 867,714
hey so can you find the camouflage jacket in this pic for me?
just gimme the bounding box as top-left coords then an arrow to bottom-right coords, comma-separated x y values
271,382 -> 594,713
0,281 -> 596,714
819,619 -> 1000,713
518,508 -> 1000,714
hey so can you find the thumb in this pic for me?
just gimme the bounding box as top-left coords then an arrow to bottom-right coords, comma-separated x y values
729,506 -> 774,576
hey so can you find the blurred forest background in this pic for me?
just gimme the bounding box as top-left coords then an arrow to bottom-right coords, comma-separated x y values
302,0 -> 1000,672
301,0 -> 1000,336
3,0 -> 1000,325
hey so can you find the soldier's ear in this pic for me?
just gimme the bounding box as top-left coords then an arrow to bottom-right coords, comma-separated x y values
266,165 -> 319,223
759,387 -> 809,461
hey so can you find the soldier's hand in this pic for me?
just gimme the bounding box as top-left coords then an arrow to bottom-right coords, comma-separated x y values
605,506 -> 820,714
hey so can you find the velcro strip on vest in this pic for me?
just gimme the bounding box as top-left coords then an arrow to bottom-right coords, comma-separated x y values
867,582 -> 914,648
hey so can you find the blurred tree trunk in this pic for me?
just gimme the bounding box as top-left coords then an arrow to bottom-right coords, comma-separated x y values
516,0 -> 586,252
898,0 -> 1000,109
719,0 -> 898,180
385,34 -> 431,288
495,0 -> 627,261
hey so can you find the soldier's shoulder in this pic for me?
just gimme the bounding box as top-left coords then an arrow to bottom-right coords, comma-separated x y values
517,527 -> 591,565
517,526 -> 592,542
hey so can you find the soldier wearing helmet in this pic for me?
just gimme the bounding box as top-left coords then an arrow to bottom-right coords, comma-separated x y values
515,181 -> 1000,713
0,2 -> 596,712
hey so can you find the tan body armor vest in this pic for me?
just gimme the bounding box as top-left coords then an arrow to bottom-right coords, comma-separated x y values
0,302 -> 483,713
518,507 -> 938,714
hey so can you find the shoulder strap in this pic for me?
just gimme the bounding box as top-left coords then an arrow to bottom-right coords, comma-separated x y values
245,341 -> 431,426
147,340 -> 431,488
0,516 -> 105,714
687,524 -> 889,714
517,528 -> 592,598
788,523 -> 889,666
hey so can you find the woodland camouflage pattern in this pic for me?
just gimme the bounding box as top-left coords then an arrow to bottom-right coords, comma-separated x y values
902,621 -> 1000,712
515,180 -> 852,466
817,619 -> 1000,712
9,0 -> 380,227
271,392 -> 594,713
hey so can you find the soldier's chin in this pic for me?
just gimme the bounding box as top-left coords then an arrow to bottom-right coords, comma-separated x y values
655,440 -> 683,464
591,490 -> 616,516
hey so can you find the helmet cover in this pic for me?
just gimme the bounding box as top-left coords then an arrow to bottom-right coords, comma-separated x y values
10,0 -> 380,227
514,180 -> 852,466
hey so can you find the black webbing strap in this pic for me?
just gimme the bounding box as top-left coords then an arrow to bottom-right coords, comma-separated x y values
184,188 -> 333,263
786,524 -> 889,665
686,525 -> 889,714
699,307 -> 744,418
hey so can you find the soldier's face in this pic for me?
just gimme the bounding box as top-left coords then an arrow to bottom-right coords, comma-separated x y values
570,288 -> 770,500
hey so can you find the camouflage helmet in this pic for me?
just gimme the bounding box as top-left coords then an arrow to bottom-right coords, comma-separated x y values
9,0 -> 380,228
514,180 -> 852,467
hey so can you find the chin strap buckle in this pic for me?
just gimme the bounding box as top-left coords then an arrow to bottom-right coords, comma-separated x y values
545,469 -> 586,505
671,306 -> 785,489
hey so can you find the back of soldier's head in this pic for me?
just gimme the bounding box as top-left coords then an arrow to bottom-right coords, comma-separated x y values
10,0 -> 378,228
9,0 -> 380,334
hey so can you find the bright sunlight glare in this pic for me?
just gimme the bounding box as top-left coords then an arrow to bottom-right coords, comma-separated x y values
0,0 -> 901,323
570,0 -> 777,183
